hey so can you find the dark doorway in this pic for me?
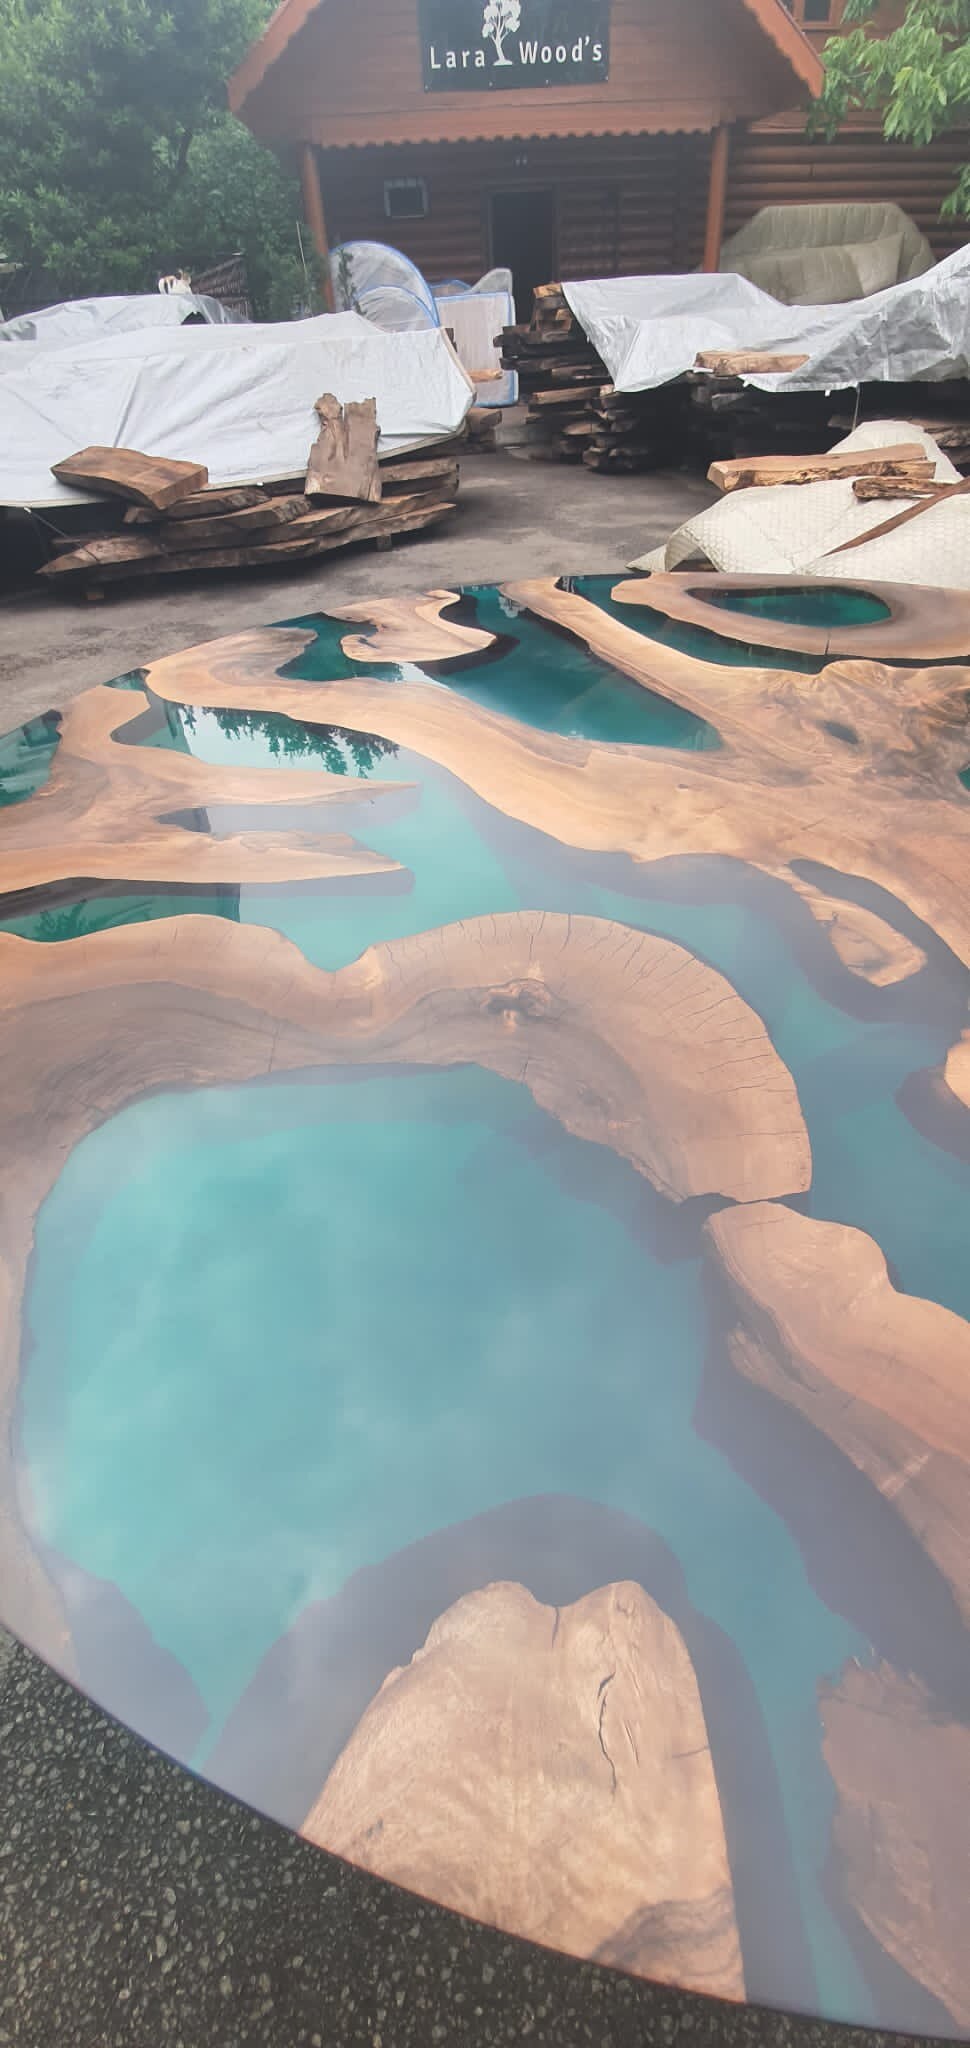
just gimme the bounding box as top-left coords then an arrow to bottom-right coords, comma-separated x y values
489,189 -> 556,322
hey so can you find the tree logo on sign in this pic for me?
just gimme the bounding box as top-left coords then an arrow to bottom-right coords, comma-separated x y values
482,0 -> 521,65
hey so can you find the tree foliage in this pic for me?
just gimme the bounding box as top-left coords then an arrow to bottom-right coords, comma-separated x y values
818,0 -> 970,218
0,0 -> 307,314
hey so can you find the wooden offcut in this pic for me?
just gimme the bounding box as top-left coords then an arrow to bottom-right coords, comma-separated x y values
852,476 -> 942,504
708,446 -> 935,493
51,447 -> 209,510
694,350 -> 810,375
305,393 -> 381,503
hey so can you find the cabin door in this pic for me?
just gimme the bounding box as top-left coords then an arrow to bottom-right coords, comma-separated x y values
489,188 -> 557,322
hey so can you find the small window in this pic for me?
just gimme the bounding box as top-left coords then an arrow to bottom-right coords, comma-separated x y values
803,0 -> 834,20
384,178 -> 429,221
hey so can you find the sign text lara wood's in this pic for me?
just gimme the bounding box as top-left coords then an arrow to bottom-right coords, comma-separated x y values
419,0 -> 610,90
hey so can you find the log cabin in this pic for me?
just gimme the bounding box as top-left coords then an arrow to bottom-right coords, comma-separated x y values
228,0 -> 965,313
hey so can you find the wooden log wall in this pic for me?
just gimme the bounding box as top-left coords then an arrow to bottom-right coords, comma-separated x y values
319,133 -> 712,289
728,120 -> 970,262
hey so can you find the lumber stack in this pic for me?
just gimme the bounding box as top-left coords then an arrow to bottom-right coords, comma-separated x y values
40,416 -> 461,595
499,284 -> 684,472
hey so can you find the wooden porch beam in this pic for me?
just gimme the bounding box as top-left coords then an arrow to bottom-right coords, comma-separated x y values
702,123 -> 731,273
299,142 -> 335,310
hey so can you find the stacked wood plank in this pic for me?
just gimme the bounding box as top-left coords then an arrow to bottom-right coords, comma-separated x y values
40,413 -> 461,595
499,284 -> 683,473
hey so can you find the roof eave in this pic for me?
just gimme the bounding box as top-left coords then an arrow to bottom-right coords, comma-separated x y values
738,0 -> 825,99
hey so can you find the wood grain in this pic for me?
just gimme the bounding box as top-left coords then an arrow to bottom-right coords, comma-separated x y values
0,903 -> 807,1661
706,1202 -> 970,1625
302,1580 -> 745,2001
708,448 -> 934,494
51,447 -> 208,510
616,572 -> 970,663
0,681 -> 405,898
305,394 -> 381,504
820,1660 -> 970,2029
138,602 -> 970,981
329,588 -> 495,665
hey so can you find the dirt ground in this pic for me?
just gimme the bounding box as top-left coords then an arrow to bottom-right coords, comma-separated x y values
0,451 -> 714,729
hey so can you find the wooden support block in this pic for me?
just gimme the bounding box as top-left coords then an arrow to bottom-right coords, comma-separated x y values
694,351 -> 810,376
305,393 -> 381,503
708,446 -> 935,493
51,447 -> 209,511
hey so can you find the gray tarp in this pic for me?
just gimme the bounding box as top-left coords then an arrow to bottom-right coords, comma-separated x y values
563,245 -> 970,395
0,313 -> 474,507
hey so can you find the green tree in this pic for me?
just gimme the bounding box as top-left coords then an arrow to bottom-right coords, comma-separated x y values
0,0 -> 307,315
818,0 -> 970,220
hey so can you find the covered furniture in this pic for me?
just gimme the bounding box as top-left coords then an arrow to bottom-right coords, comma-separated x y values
719,201 -> 935,304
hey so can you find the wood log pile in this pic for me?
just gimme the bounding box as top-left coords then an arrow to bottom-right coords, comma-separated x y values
499,284 -> 683,473
39,396 -> 468,595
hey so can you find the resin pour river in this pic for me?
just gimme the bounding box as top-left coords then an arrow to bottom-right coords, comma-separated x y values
2,576 -> 969,2037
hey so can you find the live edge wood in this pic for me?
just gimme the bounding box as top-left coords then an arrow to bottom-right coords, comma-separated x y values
820,1661 -> 970,2030
708,447 -> 934,493
303,1581 -> 745,2003
51,446 -> 209,510
0,899 -> 807,1661
705,1202 -> 970,1627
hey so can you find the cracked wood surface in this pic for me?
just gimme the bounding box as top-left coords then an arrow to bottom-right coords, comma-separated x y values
820,1660 -> 970,2030
706,1202 -> 970,1627
301,1580 -> 745,2003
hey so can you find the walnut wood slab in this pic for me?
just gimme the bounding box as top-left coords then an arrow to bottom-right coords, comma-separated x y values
303,1581 -> 745,2002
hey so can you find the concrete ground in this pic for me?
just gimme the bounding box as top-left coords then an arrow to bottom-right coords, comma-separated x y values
0,452 -> 715,729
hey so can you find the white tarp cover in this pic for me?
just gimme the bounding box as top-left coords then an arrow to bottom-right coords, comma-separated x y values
0,313 -> 475,507
0,292 -> 237,348
564,245 -> 970,395
631,422 -> 970,591
434,288 -> 517,406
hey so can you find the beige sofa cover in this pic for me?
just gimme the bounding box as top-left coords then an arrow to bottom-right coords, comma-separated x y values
719,203 -> 934,306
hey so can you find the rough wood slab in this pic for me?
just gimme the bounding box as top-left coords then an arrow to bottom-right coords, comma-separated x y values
124,486 -> 268,526
708,447 -> 935,493
50,446 -> 208,510
852,476 -> 942,503
377,456 -> 459,488
41,496 -> 456,583
827,473 -> 970,554
303,1581 -> 745,2001
694,351 -> 810,376
306,393 -> 381,504
155,495 -> 310,548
